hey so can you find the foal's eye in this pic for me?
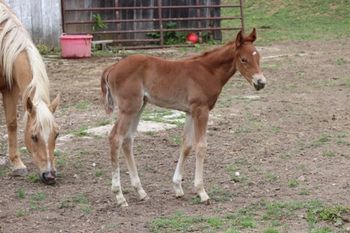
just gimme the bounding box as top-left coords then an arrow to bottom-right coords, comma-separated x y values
31,135 -> 38,142
240,58 -> 248,64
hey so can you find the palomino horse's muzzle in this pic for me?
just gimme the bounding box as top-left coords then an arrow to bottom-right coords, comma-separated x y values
40,171 -> 56,185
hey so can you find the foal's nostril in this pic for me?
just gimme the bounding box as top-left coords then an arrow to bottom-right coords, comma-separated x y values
256,79 -> 265,89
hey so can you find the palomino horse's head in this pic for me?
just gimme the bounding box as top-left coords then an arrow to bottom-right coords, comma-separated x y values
24,95 -> 60,184
235,28 -> 266,91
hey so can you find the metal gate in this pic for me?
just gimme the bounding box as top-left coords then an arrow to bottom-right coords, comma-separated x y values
61,0 -> 244,49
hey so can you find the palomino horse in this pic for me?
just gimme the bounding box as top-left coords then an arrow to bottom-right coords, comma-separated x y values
0,1 -> 60,184
101,28 -> 266,206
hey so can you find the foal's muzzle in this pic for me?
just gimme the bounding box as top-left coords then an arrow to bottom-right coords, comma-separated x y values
254,79 -> 265,91
40,171 -> 56,185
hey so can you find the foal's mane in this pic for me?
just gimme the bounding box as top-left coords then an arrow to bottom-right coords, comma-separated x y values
187,40 -> 236,61
0,2 -> 54,136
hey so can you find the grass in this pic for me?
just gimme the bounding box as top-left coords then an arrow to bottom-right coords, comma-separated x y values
149,200 -> 349,233
73,100 -> 91,111
287,178 -> 300,188
15,209 -> 27,217
226,165 -> 249,183
72,125 -> 89,137
26,172 -> 40,183
0,166 -> 7,177
16,189 -> 26,199
29,192 -> 47,211
222,0 -> 350,44
60,194 -> 92,214
142,107 -> 185,125
265,172 -> 279,182
322,151 -> 336,157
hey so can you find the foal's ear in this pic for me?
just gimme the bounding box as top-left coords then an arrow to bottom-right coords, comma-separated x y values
235,30 -> 245,48
26,97 -> 35,115
49,94 -> 60,113
247,28 -> 257,43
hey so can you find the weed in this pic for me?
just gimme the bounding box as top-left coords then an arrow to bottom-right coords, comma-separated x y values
73,194 -> 91,214
307,205 -> 350,226
298,188 -> 310,196
239,216 -> 256,228
0,166 -> 7,177
226,165 -> 249,183
36,44 -> 50,55
224,228 -> 240,233
265,172 -> 279,182
171,136 -> 181,145
29,192 -> 47,211
288,179 -> 299,188
310,227 -> 333,233
95,169 -> 103,178
208,186 -> 235,203
150,212 -> 205,233
207,217 -> 224,229
31,192 -> 46,201
16,189 -> 26,199
92,13 -> 107,32
264,227 -> 280,233
15,209 -> 27,217
322,151 -> 336,157
72,126 -> 89,137
310,134 -> 331,148
271,126 -> 281,133
19,147 -> 28,154
262,200 -> 305,221
26,172 -> 40,183
336,58 -> 346,66
97,119 -> 111,126
74,100 -> 91,111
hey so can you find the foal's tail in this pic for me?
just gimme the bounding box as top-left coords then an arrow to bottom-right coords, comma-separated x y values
101,67 -> 115,114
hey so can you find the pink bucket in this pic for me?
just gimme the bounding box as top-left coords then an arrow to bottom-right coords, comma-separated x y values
60,34 -> 93,58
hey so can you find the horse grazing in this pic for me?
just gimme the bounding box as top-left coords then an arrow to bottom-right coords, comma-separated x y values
101,28 -> 266,206
0,1 -> 60,184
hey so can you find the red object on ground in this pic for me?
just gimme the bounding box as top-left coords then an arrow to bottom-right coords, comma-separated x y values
60,34 -> 93,58
187,33 -> 199,44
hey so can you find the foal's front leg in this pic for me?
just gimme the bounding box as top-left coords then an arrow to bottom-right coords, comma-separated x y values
2,89 -> 27,176
192,106 -> 210,203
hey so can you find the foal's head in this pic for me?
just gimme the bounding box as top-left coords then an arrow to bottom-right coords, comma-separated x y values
24,95 -> 60,184
235,28 -> 266,91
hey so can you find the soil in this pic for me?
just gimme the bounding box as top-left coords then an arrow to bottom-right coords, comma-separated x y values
1,39 -> 350,233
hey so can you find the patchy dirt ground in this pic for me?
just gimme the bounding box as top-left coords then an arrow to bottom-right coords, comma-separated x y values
1,39 -> 350,233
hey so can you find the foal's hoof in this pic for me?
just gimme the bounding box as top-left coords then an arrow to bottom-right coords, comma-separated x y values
139,194 -> 150,202
116,196 -> 128,207
202,199 -> 211,205
12,168 -> 28,177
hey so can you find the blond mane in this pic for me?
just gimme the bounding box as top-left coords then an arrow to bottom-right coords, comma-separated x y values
0,2 -> 53,134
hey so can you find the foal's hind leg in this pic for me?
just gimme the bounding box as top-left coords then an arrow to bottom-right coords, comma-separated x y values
122,103 -> 148,201
109,113 -> 135,207
2,88 -> 27,176
173,114 -> 193,197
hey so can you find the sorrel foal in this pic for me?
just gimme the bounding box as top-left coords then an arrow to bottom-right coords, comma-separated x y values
101,28 -> 266,206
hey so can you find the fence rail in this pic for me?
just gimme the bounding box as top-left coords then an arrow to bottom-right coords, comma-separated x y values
62,0 -> 244,49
